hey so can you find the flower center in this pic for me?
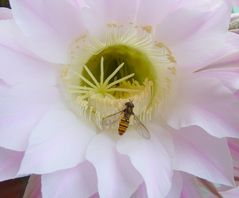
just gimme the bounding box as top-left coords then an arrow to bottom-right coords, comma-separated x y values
60,24 -> 176,129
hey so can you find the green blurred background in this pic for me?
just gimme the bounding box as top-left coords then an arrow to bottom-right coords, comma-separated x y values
0,0 -> 10,8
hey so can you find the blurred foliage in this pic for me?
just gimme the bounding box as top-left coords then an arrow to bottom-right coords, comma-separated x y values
233,7 -> 239,13
0,0 -> 10,8
0,177 -> 29,198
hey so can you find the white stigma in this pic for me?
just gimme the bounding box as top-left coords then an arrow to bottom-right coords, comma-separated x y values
68,56 -> 139,97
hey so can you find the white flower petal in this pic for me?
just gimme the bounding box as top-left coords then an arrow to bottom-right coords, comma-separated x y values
0,103 -> 48,152
135,0 -> 175,26
171,33 -> 231,71
157,0 -> 233,71
0,147 -> 23,181
81,0 -> 175,35
172,126 -> 235,186
89,193 -> 100,198
42,161 -> 97,198
220,186 -> 239,198
0,85 -> 59,151
9,0 -> 84,63
86,133 -> 142,198
130,183 -> 147,198
228,138 -> 239,177
200,32 -> 239,70
0,46 -> 60,151
18,103 -> 96,174
0,7 -> 12,19
0,45 -> 58,86
165,172 -> 183,198
117,129 -> 173,198
167,75 -> 239,138
197,68 -> 239,93
157,0 -> 231,46
0,17 -> 38,58
132,173 -> 182,198
81,0 -> 139,33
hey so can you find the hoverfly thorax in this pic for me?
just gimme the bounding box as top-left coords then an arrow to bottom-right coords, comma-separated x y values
102,101 -> 151,138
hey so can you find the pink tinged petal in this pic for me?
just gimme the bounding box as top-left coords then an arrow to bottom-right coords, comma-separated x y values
0,87 -> 59,152
0,147 -> 24,181
9,0 -> 85,64
0,81 -> 60,152
180,174 -> 203,198
131,183 -> 148,198
200,33 -> 239,70
0,46 -> 60,151
165,172 -> 183,198
135,0 -> 176,26
86,133 -> 142,198
168,8 -> 238,71
197,68 -> 239,93
117,129 -> 173,198
167,75 -> 239,138
42,161 -> 97,198
156,0 -> 225,46
132,173 -> 182,198
227,0 -> 239,6
0,95 -> 57,151
0,8 -> 12,19
23,175 -> 42,198
81,0 -> 139,35
67,0 -> 88,8
0,18 -> 38,58
220,186 -> 239,198
236,90 -> 239,98
172,126 -> 235,186
18,103 -> 96,174
0,101 -> 51,151
157,0 -> 232,70
89,193 -> 100,198
228,139 -> 239,177
171,33 -> 232,71
131,173 -> 182,198
0,45 -> 58,86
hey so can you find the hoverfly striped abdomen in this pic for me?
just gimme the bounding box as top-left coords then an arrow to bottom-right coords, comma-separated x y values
118,116 -> 130,135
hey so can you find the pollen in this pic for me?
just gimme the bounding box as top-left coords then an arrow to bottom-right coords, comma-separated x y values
142,25 -> 153,33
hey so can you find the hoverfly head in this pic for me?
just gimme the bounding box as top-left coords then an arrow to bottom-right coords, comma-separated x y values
126,99 -> 134,108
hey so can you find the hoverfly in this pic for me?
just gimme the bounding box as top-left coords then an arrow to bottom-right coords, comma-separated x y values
102,100 -> 151,139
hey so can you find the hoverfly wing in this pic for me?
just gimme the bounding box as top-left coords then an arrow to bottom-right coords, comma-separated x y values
102,110 -> 124,127
133,115 -> 151,139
